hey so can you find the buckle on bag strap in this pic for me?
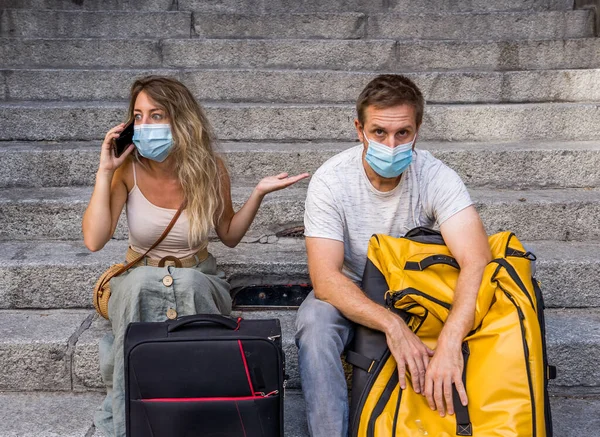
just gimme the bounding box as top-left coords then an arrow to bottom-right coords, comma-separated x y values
158,255 -> 183,268
345,350 -> 378,373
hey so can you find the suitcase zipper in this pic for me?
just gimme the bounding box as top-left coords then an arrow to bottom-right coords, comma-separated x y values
142,391 -> 279,403
257,390 -> 280,397
238,340 -> 258,396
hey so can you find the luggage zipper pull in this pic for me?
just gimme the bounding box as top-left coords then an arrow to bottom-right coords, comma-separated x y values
258,390 -> 279,397
268,334 -> 281,341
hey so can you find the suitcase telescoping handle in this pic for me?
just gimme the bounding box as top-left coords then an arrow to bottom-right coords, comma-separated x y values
167,314 -> 239,332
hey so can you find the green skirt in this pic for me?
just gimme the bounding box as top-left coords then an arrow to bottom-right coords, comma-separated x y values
94,253 -> 231,437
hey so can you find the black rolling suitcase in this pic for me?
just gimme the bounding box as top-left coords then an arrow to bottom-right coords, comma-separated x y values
124,314 -> 284,437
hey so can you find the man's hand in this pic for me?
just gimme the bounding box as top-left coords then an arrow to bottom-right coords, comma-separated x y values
424,343 -> 467,417
422,205 -> 489,417
385,316 -> 434,394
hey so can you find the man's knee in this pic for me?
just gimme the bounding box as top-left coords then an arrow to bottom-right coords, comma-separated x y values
297,293 -> 337,332
296,292 -> 352,353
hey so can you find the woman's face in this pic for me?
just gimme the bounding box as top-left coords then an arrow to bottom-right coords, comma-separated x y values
133,90 -> 170,125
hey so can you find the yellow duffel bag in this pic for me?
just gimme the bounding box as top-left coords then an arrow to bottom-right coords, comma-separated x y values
349,227 -> 556,437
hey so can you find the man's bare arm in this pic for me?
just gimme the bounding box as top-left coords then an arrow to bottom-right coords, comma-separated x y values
306,236 -> 434,393
424,206 -> 492,416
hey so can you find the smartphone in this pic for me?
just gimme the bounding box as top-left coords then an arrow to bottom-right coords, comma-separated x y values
113,120 -> 134,158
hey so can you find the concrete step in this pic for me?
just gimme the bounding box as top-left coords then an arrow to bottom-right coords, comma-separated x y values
0,391 -> 599,437
0,237 -> 597,310
0,0 -> 174,10
0,310 -> 94,392
550,396 -> 600,437
3,101 -> 600,142
181,68 -> 600,104
0,185 -> 598,241
0,239 -> 309,310
191,11 -> 594,41
0,10 -> 192,38
3,37 -> 600,71
0,38 -> 161,69
365,10 -> 593,41
0,184 -> 306,241
5,68 -> 600,104
0,391 -> 104,437
0,68 -> 179,102
0,390 -> 309,437
181,0 -> 575,14
162,38 -> 600,71
2,141 -> 600,190
0,308 -> 598,392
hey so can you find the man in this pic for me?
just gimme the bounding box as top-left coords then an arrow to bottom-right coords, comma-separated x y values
295,74 -> 492,436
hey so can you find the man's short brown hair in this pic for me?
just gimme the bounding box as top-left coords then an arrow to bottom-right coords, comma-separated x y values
356,74 -> 424,126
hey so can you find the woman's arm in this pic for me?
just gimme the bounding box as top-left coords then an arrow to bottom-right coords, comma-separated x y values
215,160 -> 309,248
82,123 -> 135,251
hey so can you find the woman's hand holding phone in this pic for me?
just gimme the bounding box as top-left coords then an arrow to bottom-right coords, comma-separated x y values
99,123 -> 135,173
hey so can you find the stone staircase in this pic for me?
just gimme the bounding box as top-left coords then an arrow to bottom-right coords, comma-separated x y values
1,0 -> 600,435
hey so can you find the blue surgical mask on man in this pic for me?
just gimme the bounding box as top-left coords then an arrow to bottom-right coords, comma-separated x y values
133,124 -> 173,162
363,130 -> 415,178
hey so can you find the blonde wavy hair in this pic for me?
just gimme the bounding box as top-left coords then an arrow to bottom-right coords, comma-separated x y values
127,76 -> 224,249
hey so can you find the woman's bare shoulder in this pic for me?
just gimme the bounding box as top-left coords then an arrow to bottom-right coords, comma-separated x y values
113,158 -> 135,192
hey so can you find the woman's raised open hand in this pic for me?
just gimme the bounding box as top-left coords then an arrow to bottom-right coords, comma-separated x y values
254,172 -> 310,198
99,123 -> 136,173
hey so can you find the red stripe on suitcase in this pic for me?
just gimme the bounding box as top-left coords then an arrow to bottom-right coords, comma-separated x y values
235,401 -> 248,437
142,396 -> 264,402
238,340 -> 256,395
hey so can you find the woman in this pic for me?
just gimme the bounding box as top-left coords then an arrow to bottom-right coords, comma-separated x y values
82,76 -> 308,437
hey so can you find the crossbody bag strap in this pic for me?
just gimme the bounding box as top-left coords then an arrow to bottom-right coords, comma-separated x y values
99,201 -> 186,286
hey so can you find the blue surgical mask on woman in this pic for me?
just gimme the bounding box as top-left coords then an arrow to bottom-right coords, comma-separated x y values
133,124 -> 173,162
363,130 -> 415,178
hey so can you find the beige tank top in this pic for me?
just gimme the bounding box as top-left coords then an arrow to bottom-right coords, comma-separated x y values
126,163 -> 204,259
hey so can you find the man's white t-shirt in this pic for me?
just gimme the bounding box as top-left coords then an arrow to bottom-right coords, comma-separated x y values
304,145 -> 473,284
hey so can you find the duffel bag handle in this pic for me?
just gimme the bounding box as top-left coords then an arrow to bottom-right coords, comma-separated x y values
404,254 -> 460,271
167,314 -> 240,332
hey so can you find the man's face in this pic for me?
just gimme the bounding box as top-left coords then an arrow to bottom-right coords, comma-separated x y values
355,104 -> 419,148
